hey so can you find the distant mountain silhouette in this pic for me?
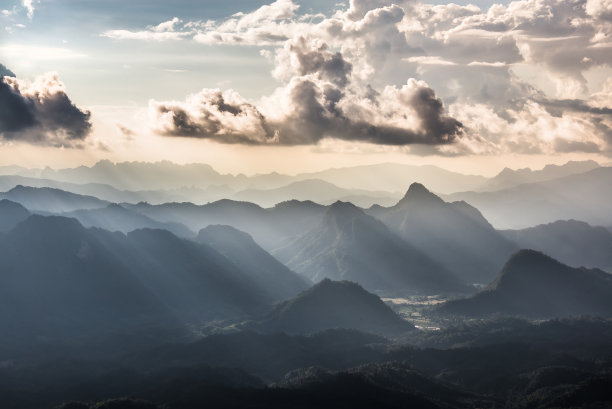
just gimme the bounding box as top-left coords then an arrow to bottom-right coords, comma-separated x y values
231,179 -> 399,208
197,225 -> 310,301
0,185 -> 109,212
446,167 -> 612,229
440,250 -> 612,318
256,279 -> 413,336
64,203 -> 194,238
275,201 -> 470,295
479,160 -> 599,191
5,160 -> 487,195
370,183 -> 518,284
501,220 -> 612,272
0,215 -> 298,344
0,199 -> 30,232
293,162 -> 487,194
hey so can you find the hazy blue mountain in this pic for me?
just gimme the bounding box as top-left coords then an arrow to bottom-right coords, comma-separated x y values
34,160 -> 237,191
293,163 -> 487,194
256,279 -> 414,336
0,174 -> 238,205
275,201 -> 470,295
446,167 -> 612,229
0,215 -> 292,345
0,199 -> 30,232
128,199 -> 329,251
501,220 -> 612,272
197,225 -> 310,302
63,204 -> 194,238
231,179 -> 400,208
439,250 -> 612,318
0,185 -> 109,213
370,183 -> 518,284
479,160 -> 600,192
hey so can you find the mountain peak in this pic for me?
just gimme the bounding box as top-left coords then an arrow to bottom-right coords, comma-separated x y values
398,182 -> 443,205
323,201 -> 365,224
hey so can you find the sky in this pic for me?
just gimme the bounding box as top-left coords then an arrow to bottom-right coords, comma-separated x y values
1,0 -> 611,176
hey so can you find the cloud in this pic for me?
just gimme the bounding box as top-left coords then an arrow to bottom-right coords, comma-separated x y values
0,68 -> 92,147
107,0 -> 612,155
150,37 -> 462,147
22,0 -> 37,19
102,17 -> 191,41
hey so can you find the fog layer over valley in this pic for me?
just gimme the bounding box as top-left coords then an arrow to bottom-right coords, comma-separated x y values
1,160 -> 612,408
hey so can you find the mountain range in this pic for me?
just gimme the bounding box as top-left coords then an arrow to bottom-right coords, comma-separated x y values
197,224 -> 310,302
440,250 -> 612,318
501,220 -> 612,272
370,183 -> 518,284
274,200 -> 470,296
0,215 -> 309,345
447,167 -> 612,228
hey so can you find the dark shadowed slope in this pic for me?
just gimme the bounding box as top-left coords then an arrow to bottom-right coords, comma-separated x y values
275,201 -> 470,296
0,199 -> 30,232
370,183 -> 518,284
0,215 -> 290,346
0,215 -> 175,342
446,167 -> 612,229
501,220 -> 612,272
0,185 -> 109,212
63,204 -> 194,238
439,250 -> 612,318
197,225 -> 310,302
257,279 -> 414,336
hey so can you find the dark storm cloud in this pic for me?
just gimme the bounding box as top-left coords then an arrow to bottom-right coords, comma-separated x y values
0,64 -> 16,77
0,69 -> 92,147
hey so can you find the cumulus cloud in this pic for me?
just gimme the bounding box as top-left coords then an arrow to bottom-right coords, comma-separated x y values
150,37 -> 462,146
0,67 -> 92,147
106,0 -> 612,155
22,0 -> 37,19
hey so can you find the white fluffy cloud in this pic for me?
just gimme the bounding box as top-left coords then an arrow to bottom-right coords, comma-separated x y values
150,36 -> 462,146
104,0 -> 612,155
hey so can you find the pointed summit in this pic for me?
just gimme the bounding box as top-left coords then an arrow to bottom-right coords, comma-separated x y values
398,182 -> 444,205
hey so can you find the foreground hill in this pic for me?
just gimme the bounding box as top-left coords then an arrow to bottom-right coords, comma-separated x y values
197,225 -> 310,302
256,279 -> 413,336
275,201 -> 469,296
439,250 -> 612,318
0,185 -> 109,213
0,199 -> 30,232
501,220 -> 612,272
370,183 -> 517,284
